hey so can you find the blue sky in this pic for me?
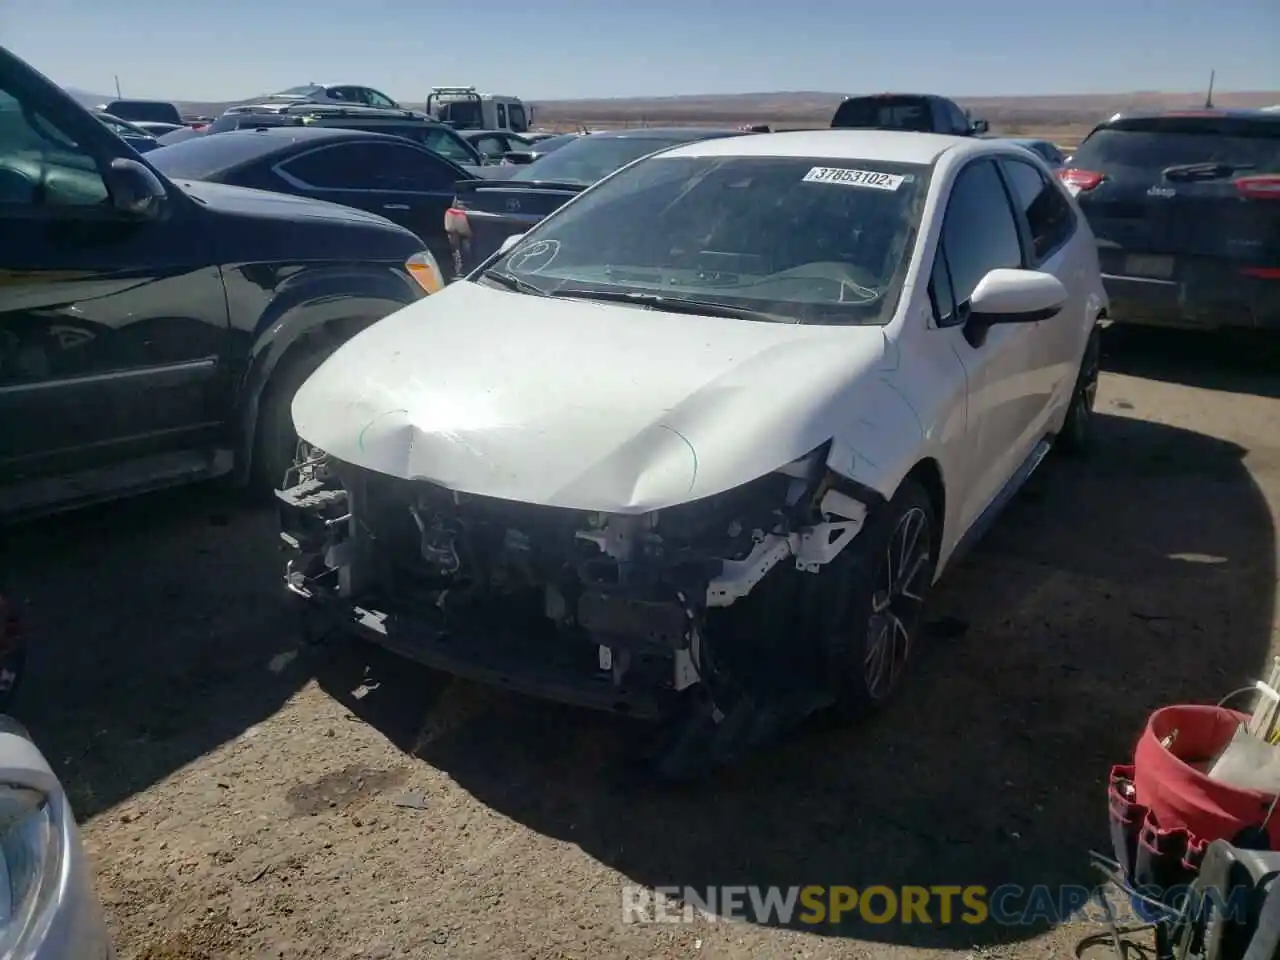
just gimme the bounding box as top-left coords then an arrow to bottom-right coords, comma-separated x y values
4,0 -> 1277,101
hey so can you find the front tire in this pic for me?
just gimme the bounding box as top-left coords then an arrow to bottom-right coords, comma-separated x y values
821,478 -> 937,717
252,341 -> 336,493
1057,326 -> 1101,458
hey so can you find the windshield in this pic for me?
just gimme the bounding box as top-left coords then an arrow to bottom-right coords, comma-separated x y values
486,153 -> 931,326
1071,119 -> 1280,174
512,134 -> 727,185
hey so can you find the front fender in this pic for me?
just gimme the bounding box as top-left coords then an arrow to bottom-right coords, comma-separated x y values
229,263 -> 423,483
825,375 -> 927,501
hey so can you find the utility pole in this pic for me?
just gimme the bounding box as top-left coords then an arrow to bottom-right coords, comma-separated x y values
114,75 -> 122,98
1204,69 -> 1215,109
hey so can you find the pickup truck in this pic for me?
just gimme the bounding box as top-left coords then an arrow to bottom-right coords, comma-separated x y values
0,45 -> 444,521
831,93 -> 988,136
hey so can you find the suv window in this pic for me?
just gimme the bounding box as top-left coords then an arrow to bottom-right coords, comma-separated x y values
0,88 -> 109,208
998,157 -> 1075,262
473,134 -> 508,159
496,104 -> 508,129
946,101 -> 970,135
279,141 -> 454,191
104,100 -> 181,124
509,105 -> 527,132
931,159 -> 1023,326
416,126 -> 477,164
1070,117 -> 1280,175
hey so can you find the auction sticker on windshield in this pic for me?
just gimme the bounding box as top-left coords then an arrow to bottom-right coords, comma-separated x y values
802,167 -> 904,190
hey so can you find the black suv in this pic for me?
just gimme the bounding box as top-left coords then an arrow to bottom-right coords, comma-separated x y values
1062,110 -> 1280,331
830,93 -> 987,136
0,46 -> 441,521
215,103 -> 487,167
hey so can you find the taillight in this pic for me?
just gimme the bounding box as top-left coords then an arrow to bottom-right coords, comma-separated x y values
444,206 -> 471,237
1057,168 -> 1104,194
1235,175 -> 1280,200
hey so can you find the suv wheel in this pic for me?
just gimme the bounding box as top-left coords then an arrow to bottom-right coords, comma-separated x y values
253,340 -> 335,492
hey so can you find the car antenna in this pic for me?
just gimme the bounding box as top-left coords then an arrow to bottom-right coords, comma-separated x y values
1204,68 -> 1215,109
114,74 -> 122,98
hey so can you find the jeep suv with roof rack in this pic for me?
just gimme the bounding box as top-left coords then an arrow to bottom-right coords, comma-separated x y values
1060,108 -> 1280,332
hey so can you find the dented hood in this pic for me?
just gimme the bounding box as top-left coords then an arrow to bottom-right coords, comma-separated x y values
292,281 -> 889,513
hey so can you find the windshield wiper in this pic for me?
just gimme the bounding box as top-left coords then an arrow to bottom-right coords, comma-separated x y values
554,288 -> 791,323
1162,161 -> 1257,181
481,270 -> 548,296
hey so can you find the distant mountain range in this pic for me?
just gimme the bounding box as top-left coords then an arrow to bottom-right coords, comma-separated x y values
65,86 -> 1280,130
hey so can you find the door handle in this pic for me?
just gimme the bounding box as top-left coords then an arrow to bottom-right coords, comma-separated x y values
382,203 -> 410,211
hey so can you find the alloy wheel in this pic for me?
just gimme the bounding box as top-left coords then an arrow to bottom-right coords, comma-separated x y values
864,506 -> 932,699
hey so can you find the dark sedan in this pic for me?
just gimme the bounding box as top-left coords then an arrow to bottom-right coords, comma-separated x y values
444,126 -> 749,275
147,126 -> 476,276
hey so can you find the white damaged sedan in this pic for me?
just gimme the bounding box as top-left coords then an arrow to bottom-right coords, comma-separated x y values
278,130 -> 1107,773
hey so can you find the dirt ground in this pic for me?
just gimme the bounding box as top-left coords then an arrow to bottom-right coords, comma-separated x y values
3,326 -> 1278,960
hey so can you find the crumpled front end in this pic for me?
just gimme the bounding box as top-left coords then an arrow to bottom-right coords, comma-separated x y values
278,442 -> 872,768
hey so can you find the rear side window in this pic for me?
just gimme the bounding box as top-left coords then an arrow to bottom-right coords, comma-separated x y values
1070,118 -> 1280,174
998,158 -> 1075,262
832,97 -> 933,132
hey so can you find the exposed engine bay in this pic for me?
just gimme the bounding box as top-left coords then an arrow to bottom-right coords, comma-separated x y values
278,442 -> 874,776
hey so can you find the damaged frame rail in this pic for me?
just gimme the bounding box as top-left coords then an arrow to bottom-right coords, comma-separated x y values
276,442 -> 876,772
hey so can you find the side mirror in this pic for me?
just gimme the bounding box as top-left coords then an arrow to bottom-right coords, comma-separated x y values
105,158 -> 167,219
497,233 -> 526,256
966,268 -> 1067,344
964,268 -> 1066,347
970,118 -> 990,135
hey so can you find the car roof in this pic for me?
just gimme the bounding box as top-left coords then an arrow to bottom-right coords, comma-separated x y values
213,126 -> 415,145
661,129 -> 970,164
148,126 -> 464,180
580,126 -> 746,140
1102,108 -> 1280,124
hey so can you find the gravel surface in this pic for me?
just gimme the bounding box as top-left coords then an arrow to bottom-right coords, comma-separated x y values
3,326 -> 1278,960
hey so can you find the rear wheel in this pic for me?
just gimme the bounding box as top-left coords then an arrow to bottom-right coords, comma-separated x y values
821,478 -> 937,717
253,340 -> 335,493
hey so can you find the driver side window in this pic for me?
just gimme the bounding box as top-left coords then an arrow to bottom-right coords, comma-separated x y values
929,159 -> 1022,327
0,87 -> 109,209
